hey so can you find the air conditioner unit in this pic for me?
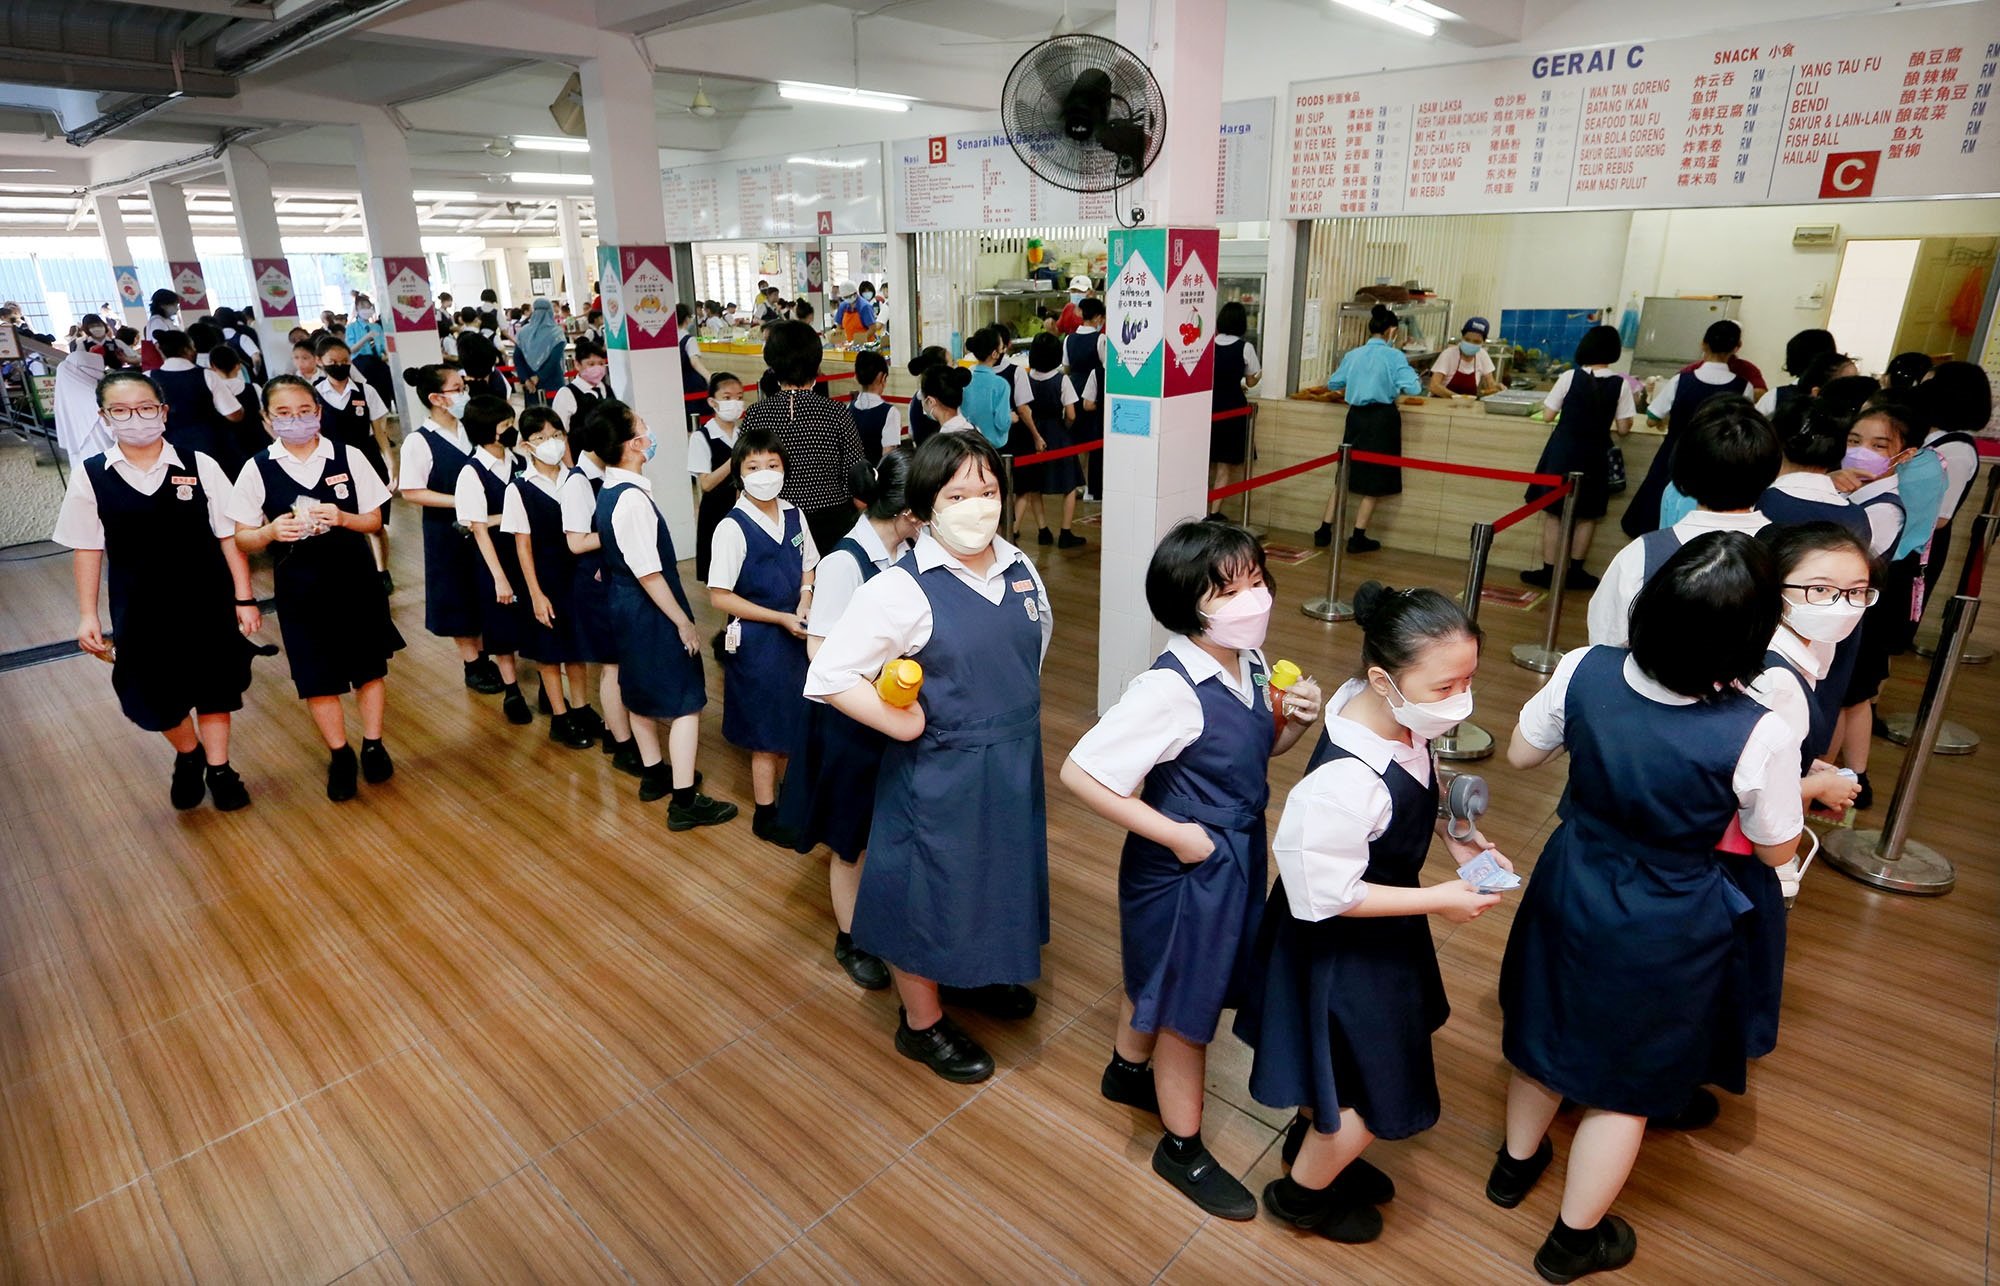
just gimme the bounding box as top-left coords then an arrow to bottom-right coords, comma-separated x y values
1792,224 -> 1839,248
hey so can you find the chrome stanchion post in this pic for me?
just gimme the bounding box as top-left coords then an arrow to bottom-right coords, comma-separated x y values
1437,521 -> 1496,762
1885,506 -> 1993,754
1302,446 -> 1353,622
1512,472 -> 1582,674
1000,453 -> 1016,543
1822,592 -> 1975,895
1239,409 -> 1266,537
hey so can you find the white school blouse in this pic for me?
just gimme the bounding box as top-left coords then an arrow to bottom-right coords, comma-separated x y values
1584,509 -> 1770,647
226,437 -> 390,526
603,466 -> 671,578
1068,635 -> 1262,797
499,466 -> 564,537
707,496 -> 820,592
1744,624 -> 1832,755
559,455 -> 606,535
852,392 -> 906,453
397,416 -> 473,492
52,443 -> 236,549
1764,471 -> 1897,557
807,518 -> 907,639
451,449 -> 515,525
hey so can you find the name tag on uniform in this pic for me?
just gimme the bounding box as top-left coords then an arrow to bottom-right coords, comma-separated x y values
791,532 -> 804,548
170,474 -> 197,486
170,474 -> 197,501
1010,578 -> 1034,594
325,473 -> 350,485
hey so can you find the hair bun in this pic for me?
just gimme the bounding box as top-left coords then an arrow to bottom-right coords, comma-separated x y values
400,368 -> 421,388
1351,580 -> 1392,629
948,366 -> 972,390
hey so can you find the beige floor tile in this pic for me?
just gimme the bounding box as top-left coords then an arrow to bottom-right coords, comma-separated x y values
0,1048 -> 147,1239
101,997 -> 292,1168
395,1169 -> 625,1284
22,1178 -> 191,1285
429,987 -> 641,1154
812,1155 -> 1076,1282
233,948 -> 423,1098
539,940 -> 752,1088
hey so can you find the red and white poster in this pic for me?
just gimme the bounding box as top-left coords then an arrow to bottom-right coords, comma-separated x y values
169,261 -> 208,311
618,246 -> 677,351
380,256 -> 434,333
251,258 -> 298,318
1162,229 -> 1219,399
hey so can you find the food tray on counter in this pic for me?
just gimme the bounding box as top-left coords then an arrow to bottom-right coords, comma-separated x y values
1481,389 -> 1545,417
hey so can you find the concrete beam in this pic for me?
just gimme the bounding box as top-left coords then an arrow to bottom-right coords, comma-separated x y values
361,0 -> 600,61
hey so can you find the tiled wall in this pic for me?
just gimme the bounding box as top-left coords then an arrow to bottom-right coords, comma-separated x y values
1498,307 -> 1608,370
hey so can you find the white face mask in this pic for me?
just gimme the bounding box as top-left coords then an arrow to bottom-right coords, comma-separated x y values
742,468 -> 785,502
438,390 -> 470,421
1378,670 -> 1474,739
531,438 -> 567,465
931,496 -> 1002,556
714,399 -> 745,423
1786,597 -> 1865,643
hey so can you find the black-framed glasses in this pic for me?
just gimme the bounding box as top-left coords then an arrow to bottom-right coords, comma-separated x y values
102,403 -> 166,423
1785,583 -> 1879,608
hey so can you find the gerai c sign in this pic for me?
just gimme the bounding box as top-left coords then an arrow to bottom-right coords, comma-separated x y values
1819,150 -> 1880,199
1532,45 -> 1646,78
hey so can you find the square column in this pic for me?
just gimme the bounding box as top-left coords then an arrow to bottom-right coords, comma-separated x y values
582,34 -> 692,551
350,111 -> 444,425
555,197 -> 591,313
1097,0 -> 1227,713
221,148 -> 300,374
93,192 -> 147,329
147,180 -> 208,325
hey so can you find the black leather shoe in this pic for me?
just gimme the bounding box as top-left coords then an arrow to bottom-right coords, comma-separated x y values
1346,533 -> 1382,554
570,704 -> 604,737
834,932 -> 890,990
667,792 -> 737,831
464,662 -> 504,694
1152,1137 -> 1256,1220
359,740 -> 393,784
938,983 -> 1037,1020
501,687 -> 532,725
1647,1087 -> 1718,1131
1313,522 -> 1333,547
1100,1057 -> 1159,1114
205,764 -> 250,812
1520,565 -> 1555,588
1278,1115 -> 1396,1204
1261,1176 -> 1382,1244
638,764 -> 671,802
752,806 -> 798,847
611,742 -> 645,777
894,1010 -> 993,1083
1057,531 -> 1086,549
549,712 -> 597,750
1486,1136 -> 1555,1208
170,750 -> 206,811
1534,1215 -> 1637,1284
327,746 -> 359,802
1037,527 -> 1054,545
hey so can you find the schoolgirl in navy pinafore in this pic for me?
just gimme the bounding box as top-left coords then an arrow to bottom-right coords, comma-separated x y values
1500,647 -> 1767,1114
1121,650 -> 1273,1044
1022,370 -> 1081,496
852,551 -> 1050,987
85,452 -> 251,730
317,381 -> 389,524
719,504 -> 809,753
512,473 -> 583,665
596,481 -> 705,719
468,455 -> 528,657
1065,329 -> 1104,494
1623,368 -> 1749,537
252,440 -> 405,699
852,399 -> 894,468
416,424 -> 483,637
691,420 -> 737,583
157,366 -> 230,472
566,465 -> 617,665
782,535 -> 888,862
1526,366 -> 1621,521
1757,482 -> 1874,743
1234,733 -> 1448,1140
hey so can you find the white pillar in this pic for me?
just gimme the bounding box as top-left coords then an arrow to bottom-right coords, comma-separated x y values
147,179 -> 207,325
351,110 -> 444,425
556,197 -> 590,313
93,192 -> 147,329
220,148 -> 297,374
1096,0 -> 1227,713
582,34 -> 692,550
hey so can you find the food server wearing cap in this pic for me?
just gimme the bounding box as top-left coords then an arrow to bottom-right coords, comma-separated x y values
1428,318 -> 1500,399
1055,275 -> 1097,336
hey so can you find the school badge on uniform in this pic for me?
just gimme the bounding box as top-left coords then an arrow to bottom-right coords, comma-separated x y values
1255,671 -> 1273,710
333,484 -> 350,500
1024,598 -> 1039,622
174,485 -> 194,501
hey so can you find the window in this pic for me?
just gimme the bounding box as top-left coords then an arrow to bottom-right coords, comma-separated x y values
701,252 -> 756,312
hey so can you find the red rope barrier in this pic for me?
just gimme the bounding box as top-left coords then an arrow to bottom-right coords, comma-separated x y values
1012,439 -> 1105,467
1211,406 -> 1255,422
1491,482 -> 1574,533
1208,451 -> 1342,503
1347,449 -> 1562,488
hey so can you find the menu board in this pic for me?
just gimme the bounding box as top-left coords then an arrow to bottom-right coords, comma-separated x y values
661,144 -> 884,241
1285,2 -> 2000,218
893,98 -> 1277,232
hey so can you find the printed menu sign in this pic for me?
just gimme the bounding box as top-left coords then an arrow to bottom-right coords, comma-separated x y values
661,145 -> 884,241
1284,2 -> 2000,217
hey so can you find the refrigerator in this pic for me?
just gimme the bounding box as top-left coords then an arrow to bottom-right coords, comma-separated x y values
1630,296 -> 1742,379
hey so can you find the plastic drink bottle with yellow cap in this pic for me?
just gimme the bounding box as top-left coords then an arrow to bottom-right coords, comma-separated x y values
1268,659 -> 1302,734
876,659 -> 924,707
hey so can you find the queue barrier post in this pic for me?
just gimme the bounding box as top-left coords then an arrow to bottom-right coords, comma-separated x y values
1301,446 -> 1353,623
1821,588 -> 1978,896
1511,470 -> 1584,675
1435,520 -> 1497,762
1238,408 -> 1265,537
1913,464 -> 1999,664
999,454 -> 1017,543
1883,504 -> 1995,755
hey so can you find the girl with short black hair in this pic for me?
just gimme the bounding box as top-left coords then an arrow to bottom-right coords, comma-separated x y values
454,395 -> 533,725
1010,330 -> 1083,547
1521,325 -> 1634,590
399,362 -> 501,693
504,405 -> 596,749
905,345 -> 952,445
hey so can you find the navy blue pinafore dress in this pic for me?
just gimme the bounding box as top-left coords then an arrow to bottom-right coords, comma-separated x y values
1024,371 -> 1081,496
86,452 -> 252,731
781,538 -> 889,863
1233,738 -> 1448,1141
567,469 -> 617,665
596,482 -> 705,721
1119,650 -> 1273,1045
467,455 -> 528,656
851,553 -> 1050,987
513,475 -> 582,665
416,426 -> 483,638
254,442 -> 405,699
1499,646 -> 1766,1115
719,505 -> 809,753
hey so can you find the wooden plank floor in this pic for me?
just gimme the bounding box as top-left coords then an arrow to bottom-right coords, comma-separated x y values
2,502 -> 1996,1284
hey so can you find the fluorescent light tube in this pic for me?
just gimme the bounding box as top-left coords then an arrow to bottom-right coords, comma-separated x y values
1329,0 -> 1437,37
508,172 -> 594,186
777,82 -> 913,113
513,136 -> 590,153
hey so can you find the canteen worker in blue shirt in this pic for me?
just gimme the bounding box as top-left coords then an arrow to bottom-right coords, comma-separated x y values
1315,304 -> 1423,555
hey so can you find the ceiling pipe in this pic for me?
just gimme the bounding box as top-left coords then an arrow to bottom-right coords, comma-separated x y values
80,127 -> 262,193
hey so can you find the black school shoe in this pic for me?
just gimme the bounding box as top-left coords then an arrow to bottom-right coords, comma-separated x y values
1261,1175 -> 1383,1244
1647,1087 -> 1719,1131
1486,1135 -> 1555,1208
667,792 -> 737,831
327,746 -> 359,802
1058,530 -> 1086,549
170,749 -> 207,810
1313,522 -> 1334,547
359,740 -> 394,784
894,1009 -> 993,1083
501,686 -> 533,725
549,711 -> 597,750
938,983 -> 1037,1020
1279,1114 -> 1396,1204
1534,1215 -> 1637,1284
834,931 -> 890,990
463,660 -> 504,694
205,764 -> 251,812
570,704 -> 604,738
638,764 -> 671,803
1152,1137 -> 1256,1220
1853,770 -> 1873,811
1037,527 -> 1054,545
752,804 -> 798,847
1100,1056 -> 1160,1114
1346,532 -> 1382,554
1521,564 -> 1555,588
611,741 -> 645,777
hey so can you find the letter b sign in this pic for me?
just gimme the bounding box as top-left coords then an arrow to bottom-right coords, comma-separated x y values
928,137 -> 948,164
1819,151 -> 1879,199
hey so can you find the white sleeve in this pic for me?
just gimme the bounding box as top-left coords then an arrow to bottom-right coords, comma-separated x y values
195,454 -> 239,537
1012,367 -> 1033,407
1059,375 -> 1079,407
1585,541 -> 1645,647
1517,647 -> 1589,751
1647,376 -> 1676,420
1736,710 -> 1807,845
803,566 -> 931,699
882,405 -> 904,450
499,483 -> 532,535
205,369 -> 238,417
1542,369 -> 1573,415
1754,388 -> 1778,416
49,460 -> 105,550
1614,379 -> 1636,421
1745,663 -> 1813,753
687,430 -> 711,476
226,457 -> 270,528
1428,348 -> 1457,377
1067,668 -> 1206,797
552,387 -> 577,426
453,463 -> 490,524
346,452 -> 390,514
1477,349 -> 1496,379
560,473 -> 596,533
799,512 -> 819,574
1082,369 -> 1099,403
1937,441 -> 1978,518
806,549 -> 865,636
707,515 -> 747,590
238,332 -> 260,359
362,383 -> 389,422
1858,495 -> 1904,557
398,430 -> 434,491
1243,343 -> 1262,378
613,488 -> 662,577
1273,760 -> 1394,921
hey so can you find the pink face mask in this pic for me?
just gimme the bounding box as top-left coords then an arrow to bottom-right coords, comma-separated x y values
1201,585 -> 1273,650
271,413 -> 320,444
579,363 -> 608,386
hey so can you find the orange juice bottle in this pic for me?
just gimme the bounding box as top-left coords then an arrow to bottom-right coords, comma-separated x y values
876,659 -> 924,707
1268,659 -> 1302,733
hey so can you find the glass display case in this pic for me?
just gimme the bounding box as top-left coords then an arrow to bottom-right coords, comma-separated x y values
1333,297 -> 1452,371
1218,273 -> 1265,350
968,286 -> 1068,345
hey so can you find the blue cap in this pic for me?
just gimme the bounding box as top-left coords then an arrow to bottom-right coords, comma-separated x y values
1462,316 -> 1490,338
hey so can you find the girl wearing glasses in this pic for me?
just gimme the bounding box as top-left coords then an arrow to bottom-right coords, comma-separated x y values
52,371 -> 262,812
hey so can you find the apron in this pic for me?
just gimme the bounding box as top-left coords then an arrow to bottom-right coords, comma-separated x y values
468,455 -> 528,656
719,505 -> 810,753
596,482 -> 705,720
780,537 -> 891,862
1119,651 -> 1273,1044
415,425 -> 484,638
1342,402 -> 1403,497
851,552 -> 1050,986
513,474 -> 583,664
